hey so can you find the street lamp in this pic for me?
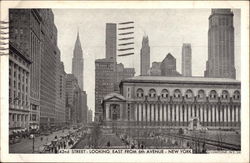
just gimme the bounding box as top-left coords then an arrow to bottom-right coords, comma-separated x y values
30,134 -> 35,153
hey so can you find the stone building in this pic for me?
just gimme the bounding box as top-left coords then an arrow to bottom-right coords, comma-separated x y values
182,43 -> 192,77
9,9 -> 41,130
95,23 -> 135,121
103,76 -> 241,129
204,9 -> 236,79
140,35 -> 150,76
9,43 -> 31,131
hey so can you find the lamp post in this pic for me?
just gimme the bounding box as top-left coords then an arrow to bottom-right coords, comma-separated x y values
30,134 -> 35,153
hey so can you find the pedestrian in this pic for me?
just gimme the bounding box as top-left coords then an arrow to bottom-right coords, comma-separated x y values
41,137 -> 43,141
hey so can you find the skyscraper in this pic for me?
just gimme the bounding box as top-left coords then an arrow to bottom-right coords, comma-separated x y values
72,32 -> 84,90
160,53 -> 182,77
204,9 -> 236,79
140,35 -> 150,76
106,23 -> 117,63
182,43 -> 192,77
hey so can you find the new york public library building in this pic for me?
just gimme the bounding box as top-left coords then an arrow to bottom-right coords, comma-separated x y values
102,76 -> 241,130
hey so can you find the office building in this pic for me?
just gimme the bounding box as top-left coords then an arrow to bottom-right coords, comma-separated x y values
140,35 -> 150,76
204,9 -> 236,79
182,43 -> 192,77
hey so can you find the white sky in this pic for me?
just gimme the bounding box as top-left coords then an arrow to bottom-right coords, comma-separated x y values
52,9 -> 241,113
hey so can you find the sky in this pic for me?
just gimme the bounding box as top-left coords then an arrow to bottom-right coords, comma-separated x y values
52,9 -> 241,115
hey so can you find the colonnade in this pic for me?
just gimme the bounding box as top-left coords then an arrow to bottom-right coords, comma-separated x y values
133,102 -> 240,127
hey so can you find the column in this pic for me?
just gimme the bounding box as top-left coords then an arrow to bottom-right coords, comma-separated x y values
215,106 -> 220,124
184,105 -> 187,123
200,105 -> 203,123
168,105 -> 171,123
106,104 -> 109,120
232,106 -> 235,123
155,104 -> 158,122
180,105 -> 183,123
151,104 -> 154,122
143,103 -> 146,122
135,103 -> 137,121
208,105 -> 211,123
172,104 -> 175,123
224,105 -> 227,125
164,104 -> 167,123
188,105 -> 191,122
138,104 -> 141,121
147,103 -> 150,122
220,107 -> 223,124
175,104 -> 179,124
204,105 -> 207,123
211,105 -> 215,125
159,104 -> 162,122
228,106 -> 231,124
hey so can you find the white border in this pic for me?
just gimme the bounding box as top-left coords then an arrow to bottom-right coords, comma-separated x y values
0,1 -> 249,162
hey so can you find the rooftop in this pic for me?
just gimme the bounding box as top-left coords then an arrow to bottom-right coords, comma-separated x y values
121,76 -> 240,85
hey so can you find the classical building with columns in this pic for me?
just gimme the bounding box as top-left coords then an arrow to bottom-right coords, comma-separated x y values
102,76 -> 241,129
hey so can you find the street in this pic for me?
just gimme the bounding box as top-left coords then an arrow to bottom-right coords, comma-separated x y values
9,129 -> 75,153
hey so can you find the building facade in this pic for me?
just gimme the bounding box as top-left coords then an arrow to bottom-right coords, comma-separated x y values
160,53 -> 181,77
103,76 -> 241,129
87,109 -> 93,123
9,43 -> 31,131
95,58 -> 116,121
204,9 -> 236,79
55,58 -> 66,127
39,9 -> 58,129
149,62 -> 161,76
9,9 -> 41,130
140,35 -> 150,76
182,43 -> 192,77
106,23 -> 117,63
72,32 -> 84,90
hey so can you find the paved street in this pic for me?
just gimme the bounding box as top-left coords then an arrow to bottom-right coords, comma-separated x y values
9,129 -> 75,153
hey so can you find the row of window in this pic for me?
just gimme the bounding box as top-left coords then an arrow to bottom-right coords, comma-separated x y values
136,88 -> 240,100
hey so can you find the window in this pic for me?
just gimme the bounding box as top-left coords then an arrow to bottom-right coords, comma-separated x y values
209,90 -> 217,99
136,88 -> 144,98
197,90 -> 205,99
233,90 -> 240,100
185,89 -> 193,99
173,89 -> 181,98
149,89 -> 156,98
221,90 -> 229,99
161,89 -> 169,98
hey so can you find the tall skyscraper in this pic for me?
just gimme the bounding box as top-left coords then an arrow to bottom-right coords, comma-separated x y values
72,32 -> 84,90
106,23 -> 117,63
204,9 -> 236,79
140,35 -> 150,76
182,43 -> 192,77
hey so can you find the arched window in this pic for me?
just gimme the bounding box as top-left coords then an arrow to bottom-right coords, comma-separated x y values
209,90 -> 217,99
233,90 -> 240,100
161,89 -> 169,98
221,90 -> 229,99
173,89 -> 181,98
197,90 -> 205,99
136,88 -> 144,98
149,89 -> 156,98
185,89 -> 193,99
